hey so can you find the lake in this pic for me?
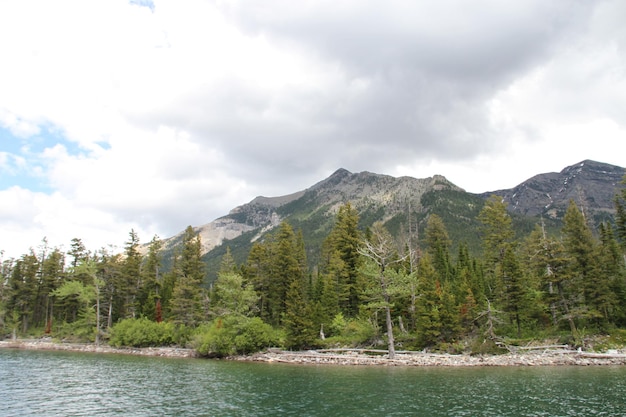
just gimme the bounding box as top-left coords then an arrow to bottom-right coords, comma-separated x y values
1,348 -> 626,416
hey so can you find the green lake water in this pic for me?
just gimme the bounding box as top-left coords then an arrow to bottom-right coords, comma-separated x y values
1,348 -> 626,416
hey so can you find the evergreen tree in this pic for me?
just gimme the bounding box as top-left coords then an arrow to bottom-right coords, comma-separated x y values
478,195 -> 516,308
523,224 -> 574,332
320,203 -> 363,317
244,242 -> 272,322
500,245 -> 527,337
283,278 -> 317,349
218,247 -> 237,275
68,238 -> 88,271
212,271 -> 258,317
169,226 -> 206,326
614,174 -> 626,248
37,248 -> 65,333
117,229 -> 142,319
96,250 -> 123,329
7,251 -> 39,334
598,223 -> 625,324
562,201 -> 614,325
425,214 -> 452,282
137,235 -> 163,321
415,255 -> 442,346
265,222 -> 304,326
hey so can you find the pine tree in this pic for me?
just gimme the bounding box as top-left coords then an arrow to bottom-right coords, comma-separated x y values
245,242 -> 272,322
478,195 -> 516,307
562,201 -> 614,324
118,229 -> 142,319
137,235 -> 163,321
265,222 -> 304,326
523,224 -> 574,332
68,238 -> 88,271
320,203 -> 363,317
500,245 -> 527,337
614,174 -> 626,248
169,226 -> 206,326
283,278 -> 316,349
212,271 -> 258,317
425,214 -> 452,282
415,255 -> 442,346
38,248 -> 65,333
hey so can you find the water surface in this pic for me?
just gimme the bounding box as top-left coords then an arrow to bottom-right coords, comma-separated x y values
1,349 -> 625,416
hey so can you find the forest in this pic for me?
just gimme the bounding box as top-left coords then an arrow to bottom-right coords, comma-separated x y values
2,178 -> 626,358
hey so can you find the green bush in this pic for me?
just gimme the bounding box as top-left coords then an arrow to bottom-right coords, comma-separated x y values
323,317 -> 377,347
193,315 -> 280,357
109,318 -> 180,347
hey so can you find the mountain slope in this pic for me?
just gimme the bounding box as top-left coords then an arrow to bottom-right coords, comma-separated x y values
153,160 -> 624,281
201,169 -> 462,254
483,160 -> 625,227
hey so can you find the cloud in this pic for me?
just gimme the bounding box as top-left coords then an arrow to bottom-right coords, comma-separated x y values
0,0 -> 624,257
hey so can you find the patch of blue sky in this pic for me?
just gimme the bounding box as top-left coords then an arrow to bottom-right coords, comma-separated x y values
0,126 -> 81,193
129,0 -> 155,12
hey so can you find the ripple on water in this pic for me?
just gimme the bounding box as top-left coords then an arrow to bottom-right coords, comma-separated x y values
2,350 -> 626,416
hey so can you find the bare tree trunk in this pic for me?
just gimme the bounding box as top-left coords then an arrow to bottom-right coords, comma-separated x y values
95,281 -> 100,346
398,316 -> 407,334
107,294 -> 113,329
385,304 -> 395,359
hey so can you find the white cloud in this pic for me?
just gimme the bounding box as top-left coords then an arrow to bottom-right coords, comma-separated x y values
0,0 -> 624,258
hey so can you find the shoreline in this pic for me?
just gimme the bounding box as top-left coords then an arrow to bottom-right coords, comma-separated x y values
0,339 -> 198,358
232,349 -> 626,367
3,339 -> 626,366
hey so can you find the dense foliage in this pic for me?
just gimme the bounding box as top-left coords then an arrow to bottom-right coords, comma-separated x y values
2,178 -> 626,356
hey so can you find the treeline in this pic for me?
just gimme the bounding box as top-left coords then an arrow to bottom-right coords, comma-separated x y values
2,181 -> 626,356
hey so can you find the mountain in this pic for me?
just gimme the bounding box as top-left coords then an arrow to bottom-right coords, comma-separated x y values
194,169 -> 464,255
482,160 -> 625,227
154,160 -> 624,280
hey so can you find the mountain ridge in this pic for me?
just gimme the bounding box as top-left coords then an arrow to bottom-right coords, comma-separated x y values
153,160 -> 624,277
483,159 -> 624,224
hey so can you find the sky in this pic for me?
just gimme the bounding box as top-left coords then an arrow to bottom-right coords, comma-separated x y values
1,0 -> 625,258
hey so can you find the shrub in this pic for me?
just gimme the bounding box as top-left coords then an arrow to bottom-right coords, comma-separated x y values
323,317 -> 377,347
109,318 -> 179,347
193,315 -> 279,357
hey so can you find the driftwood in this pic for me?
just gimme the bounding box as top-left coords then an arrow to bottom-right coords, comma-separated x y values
315,348 -> 428,356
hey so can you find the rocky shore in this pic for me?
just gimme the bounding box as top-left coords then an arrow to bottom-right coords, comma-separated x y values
0,339 -> 197,358
3,340 -> 626,366
233,348 -> 626,367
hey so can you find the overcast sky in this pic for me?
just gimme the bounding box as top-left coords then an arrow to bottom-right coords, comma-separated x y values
1,0 -> 625,258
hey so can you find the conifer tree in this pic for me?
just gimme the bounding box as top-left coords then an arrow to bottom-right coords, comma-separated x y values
212,271 -> 258,317
614,174 -> 626,248
283,278 -> 317,349
425,214 -> 452,282
245,242 -> 272,322
500,245 -> 527,337
415,255 -> 442,346
266,221 -> 305,325
523,224 -> 573,331
562,201 -> 614,324
137,235 -> 163,321
38,248 -> 65,333
321,203 -> 363,317
170,226 -> 206,326
118,229 -> 142,319
478,195 -> 516,306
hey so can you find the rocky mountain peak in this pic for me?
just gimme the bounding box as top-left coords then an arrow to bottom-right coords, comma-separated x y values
485,160 -> 624,220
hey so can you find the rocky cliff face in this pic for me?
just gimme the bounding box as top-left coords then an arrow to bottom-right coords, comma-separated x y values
483,160 -> 625,224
